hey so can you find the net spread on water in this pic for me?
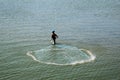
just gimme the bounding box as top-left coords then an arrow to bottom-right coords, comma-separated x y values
27,44 -> 95,65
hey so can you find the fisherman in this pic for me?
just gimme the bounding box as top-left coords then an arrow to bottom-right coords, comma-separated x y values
51,31 -> 58,45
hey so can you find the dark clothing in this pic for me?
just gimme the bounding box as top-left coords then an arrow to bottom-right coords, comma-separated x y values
51,33 -> 58,44
52,33 -> 57,39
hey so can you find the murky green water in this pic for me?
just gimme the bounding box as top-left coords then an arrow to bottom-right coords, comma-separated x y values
0,0 -> 120,80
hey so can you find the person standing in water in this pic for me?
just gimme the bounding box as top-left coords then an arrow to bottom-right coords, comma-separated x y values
51,31 -> 58,45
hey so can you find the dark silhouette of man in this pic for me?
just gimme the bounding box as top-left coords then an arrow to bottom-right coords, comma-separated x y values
51,31 -> 58,45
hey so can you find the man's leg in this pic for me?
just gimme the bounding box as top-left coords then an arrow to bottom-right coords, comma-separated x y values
53,39 -> 56,45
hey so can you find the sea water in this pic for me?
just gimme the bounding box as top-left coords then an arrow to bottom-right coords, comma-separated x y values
0,0 -> 120,80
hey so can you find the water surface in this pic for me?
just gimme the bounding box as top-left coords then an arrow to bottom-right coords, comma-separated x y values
0,0 -> 120,80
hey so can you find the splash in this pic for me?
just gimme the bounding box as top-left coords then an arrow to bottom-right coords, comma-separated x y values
26,45 -> 96,66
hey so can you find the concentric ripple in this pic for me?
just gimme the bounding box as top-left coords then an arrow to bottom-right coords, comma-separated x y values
27,44 -> 96,65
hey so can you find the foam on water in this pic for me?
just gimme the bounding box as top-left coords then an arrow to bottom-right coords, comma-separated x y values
26,44 -> 96,65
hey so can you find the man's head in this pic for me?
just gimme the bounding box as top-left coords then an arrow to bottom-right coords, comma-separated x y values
52,31 -> 55,33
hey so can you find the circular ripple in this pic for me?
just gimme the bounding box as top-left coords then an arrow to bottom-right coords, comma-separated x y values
27,44 -> 95,65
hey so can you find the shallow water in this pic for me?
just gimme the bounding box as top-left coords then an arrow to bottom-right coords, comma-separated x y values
0,0 -> 120,80
27,44 -> 95,65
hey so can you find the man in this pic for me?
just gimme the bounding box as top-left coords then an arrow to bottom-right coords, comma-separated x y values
51,31 -> 58,45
